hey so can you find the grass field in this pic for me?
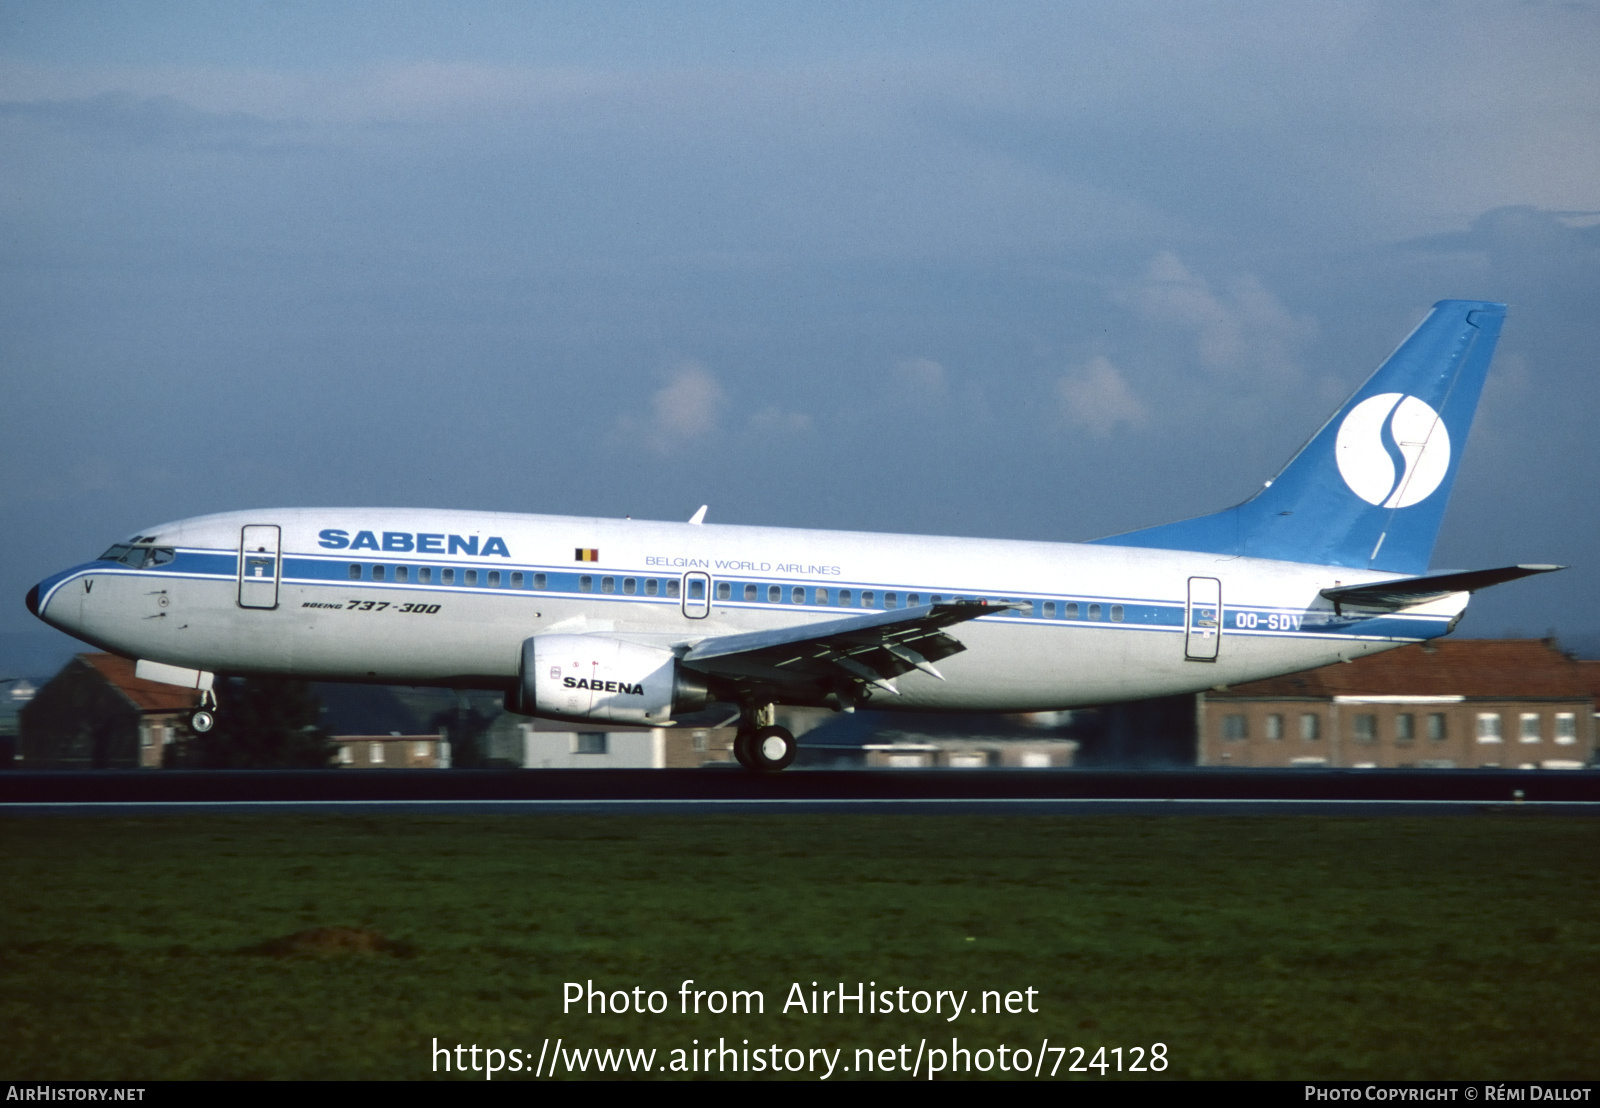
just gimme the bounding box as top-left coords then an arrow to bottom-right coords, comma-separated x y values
2,812 -> 1598,1080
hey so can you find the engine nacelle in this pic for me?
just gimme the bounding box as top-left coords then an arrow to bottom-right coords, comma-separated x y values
514,634 -> 709,725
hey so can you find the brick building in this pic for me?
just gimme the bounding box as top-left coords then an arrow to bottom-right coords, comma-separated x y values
1199,639 -> 1595,769
18,654 -> 200,769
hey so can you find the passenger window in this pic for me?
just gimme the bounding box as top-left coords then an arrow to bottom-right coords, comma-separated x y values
717,581 -> 732,600
862,591 -> 875,607
579,575 -> 592,593
1110,604 -> 1124,622
666,579 -> 680,598
838,589 -> 852,606
768,585 -> 781,603
792,586 -> 805,604
418,567 -> 432,584
885,592 -> 898,609
601,576 -> 614,594
533,573 -> 547,590
623,577 -> 636,595
348,564 -> 361,580
815,588 -> 829,605
372,565 -> 385,582
907,593 -> 920,606
744,584 -> 757,601
1044,601 -> 1056,617
511,572 -> 524,588
442,568 -> 455,585
645,578 -> 658,596
1088,603 -> 1101,620
1065,602 -> 1079,619
465,569 -> 478,586
488,571 -> 500,587
395,566 -> 409,583
688,578 -> 705,600
931,594 -> 943,604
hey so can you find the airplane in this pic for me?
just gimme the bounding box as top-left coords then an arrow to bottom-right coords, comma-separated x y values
25,300 -> 1562,771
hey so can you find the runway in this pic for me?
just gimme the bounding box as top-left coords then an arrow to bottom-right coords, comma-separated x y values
2,767 -> 1598,815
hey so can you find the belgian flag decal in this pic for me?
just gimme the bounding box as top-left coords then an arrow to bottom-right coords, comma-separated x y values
575,548 -> 599,562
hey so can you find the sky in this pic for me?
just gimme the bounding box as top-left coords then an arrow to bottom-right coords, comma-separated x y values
3,1 -> 1598,677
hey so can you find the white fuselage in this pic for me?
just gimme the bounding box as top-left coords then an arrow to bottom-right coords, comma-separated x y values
31,507 -> 1464,712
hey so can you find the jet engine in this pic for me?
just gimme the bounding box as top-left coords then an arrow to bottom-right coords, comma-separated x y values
513,634 -> 709,725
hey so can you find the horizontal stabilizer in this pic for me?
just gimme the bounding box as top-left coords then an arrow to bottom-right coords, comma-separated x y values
1320,564 -> 1564,612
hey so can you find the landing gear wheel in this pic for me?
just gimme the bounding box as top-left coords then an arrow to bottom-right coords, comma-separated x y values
733,730 -> 757,770
742,725 -> 796,773
189,709 -> 215,734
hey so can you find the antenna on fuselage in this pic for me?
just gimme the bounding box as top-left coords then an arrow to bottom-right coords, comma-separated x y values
688,505 -> 708,525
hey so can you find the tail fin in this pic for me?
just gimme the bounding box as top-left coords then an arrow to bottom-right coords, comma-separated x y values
1091,300 -> 1506,574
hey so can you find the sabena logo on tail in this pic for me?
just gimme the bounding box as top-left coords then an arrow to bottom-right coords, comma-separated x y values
1334,393 -> 1450,509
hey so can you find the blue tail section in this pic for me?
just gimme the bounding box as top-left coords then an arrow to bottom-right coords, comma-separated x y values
1091,300 -> 1506,574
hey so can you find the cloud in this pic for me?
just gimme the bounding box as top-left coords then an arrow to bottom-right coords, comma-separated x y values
749,406 -> 812,435
1119,252 -> 1318,379
890,357 -> 948,403
611,362 -> 725,454
1055,355 -> 1148,438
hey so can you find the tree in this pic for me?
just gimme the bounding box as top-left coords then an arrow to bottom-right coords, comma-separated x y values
165,677 -> 335,768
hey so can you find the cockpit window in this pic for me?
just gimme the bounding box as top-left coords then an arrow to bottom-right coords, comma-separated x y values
97,544 -> 176,568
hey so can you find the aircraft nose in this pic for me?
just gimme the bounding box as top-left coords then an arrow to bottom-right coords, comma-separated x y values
25,583 -> 39,616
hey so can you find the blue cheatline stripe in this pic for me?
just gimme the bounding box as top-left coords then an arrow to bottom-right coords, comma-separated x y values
39,547 -> 1446,645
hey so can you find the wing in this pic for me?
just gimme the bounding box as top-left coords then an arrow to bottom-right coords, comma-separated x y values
679,600 -> 1022,704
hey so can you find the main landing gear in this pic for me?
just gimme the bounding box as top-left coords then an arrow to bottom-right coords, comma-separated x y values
189,688 -> 218,734
733,704 -> 797,773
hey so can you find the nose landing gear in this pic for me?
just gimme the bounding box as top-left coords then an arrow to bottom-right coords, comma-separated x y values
188,688 -> 219,734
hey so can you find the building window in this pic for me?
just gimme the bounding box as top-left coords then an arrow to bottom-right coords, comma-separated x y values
1110,604 -> 1124,622
1352,714 -> 1377,744
338,746 -> 353,764
1264,714 -> 1284,740
1476,713 -> 1503,743
1395,713 -> 1415,744
1300,713 -> 1321,741
369,742 -> 385,764
1428,713 -> 1447,742
1556,713 -> 1577,745
1519,713 -> 1541,743
1221,714 -> 1247,741
575,733 -> 607,755
413,741 -> 430,759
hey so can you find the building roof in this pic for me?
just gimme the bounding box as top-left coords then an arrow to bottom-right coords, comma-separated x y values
1210,639 -> 1593,700
77,653 -> 201,714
